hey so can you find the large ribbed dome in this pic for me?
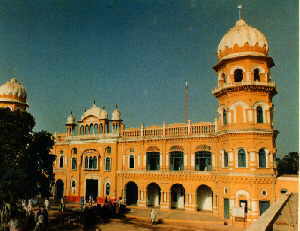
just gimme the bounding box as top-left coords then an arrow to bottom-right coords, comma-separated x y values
217,19 -> 269,60
0,78 -> 27,103
81,104 -> 108,120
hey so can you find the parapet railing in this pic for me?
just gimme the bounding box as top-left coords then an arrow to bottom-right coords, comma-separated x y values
121,122 -> 215,138
54,122 -> 215,141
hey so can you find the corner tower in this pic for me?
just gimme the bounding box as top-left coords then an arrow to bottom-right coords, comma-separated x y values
213,19 -> 277,174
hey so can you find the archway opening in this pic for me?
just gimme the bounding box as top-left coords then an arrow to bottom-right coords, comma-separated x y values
86,179 -> 98,201
147,183 -> 161,207
55,179 -> 64,201
170,184 -> 185,209
125,181 -> 138,205
234,69 -> 243,82
196,185 -> 213,211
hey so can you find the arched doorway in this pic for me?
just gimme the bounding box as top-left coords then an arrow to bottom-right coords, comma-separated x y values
147,183 -> 161,207
196,185 -> 213,211
125,181 -> 138,205
170,184 -> 185,209
55,179 -> 64,201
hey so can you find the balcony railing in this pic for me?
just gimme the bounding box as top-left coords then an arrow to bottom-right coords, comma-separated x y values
212,81 -> 276,94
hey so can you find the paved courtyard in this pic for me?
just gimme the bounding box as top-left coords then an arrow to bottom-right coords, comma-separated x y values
47,204 -> 245,231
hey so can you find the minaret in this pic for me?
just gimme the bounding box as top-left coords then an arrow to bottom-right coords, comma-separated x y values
213,15 -> 277,173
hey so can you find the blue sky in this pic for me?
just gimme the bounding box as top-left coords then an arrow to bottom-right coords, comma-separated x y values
0,0 -> 298,155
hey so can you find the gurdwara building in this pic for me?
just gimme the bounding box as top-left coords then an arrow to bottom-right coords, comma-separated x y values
0,18 -> 297,223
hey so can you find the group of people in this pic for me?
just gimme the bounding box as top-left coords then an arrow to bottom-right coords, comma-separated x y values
8,199 -> 50,231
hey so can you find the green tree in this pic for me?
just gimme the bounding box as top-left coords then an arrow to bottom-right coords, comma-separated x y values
0,108 -> 54,229
277,152 -> 299,176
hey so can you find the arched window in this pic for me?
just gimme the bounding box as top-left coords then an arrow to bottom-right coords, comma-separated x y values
71,180 -> 76,194
254,68 -> 260,81
105,157 -> 111,171
224,151 -> 229,167
238,149 -> 246,168
59,156 -> 64,168
129,155 -> 135,169
85,125 -> 89,135
223,109 -> 227,125
259,149 -> 266,168
257,106 -> 263,123
105,183 -> 110,195
234,69 -> 243,82
100,124 -> 103,134
169,151 -> 184,171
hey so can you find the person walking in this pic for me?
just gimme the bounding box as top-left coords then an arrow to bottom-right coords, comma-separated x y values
150,208 -> 158,225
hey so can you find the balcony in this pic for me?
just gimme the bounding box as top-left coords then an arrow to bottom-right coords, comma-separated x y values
212,81 -> 277,96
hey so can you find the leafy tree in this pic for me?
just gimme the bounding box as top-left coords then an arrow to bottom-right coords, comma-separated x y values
276,152 -> 299,176
0,108 -> 54,229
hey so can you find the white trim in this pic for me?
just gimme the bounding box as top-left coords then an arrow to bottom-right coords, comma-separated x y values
220,51 -> 266,61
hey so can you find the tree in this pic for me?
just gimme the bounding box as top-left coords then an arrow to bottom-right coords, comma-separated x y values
276,152 -> 299,176
0,108 -> 54,229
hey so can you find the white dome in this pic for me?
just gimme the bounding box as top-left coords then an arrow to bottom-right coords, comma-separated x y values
217,19 -> 268,58
81,104 -> 108,120
0,78 -> 27,103
66,113 -> 76,124
112,108 -> 121,120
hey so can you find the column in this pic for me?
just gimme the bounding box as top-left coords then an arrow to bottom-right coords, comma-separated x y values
160,191 -> 169,208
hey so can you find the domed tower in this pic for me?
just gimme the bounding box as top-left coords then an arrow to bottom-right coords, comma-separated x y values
0,78 -> 28,111
213,18 -> 277,173
111,104 -> 124,133
66,112 -> 77,136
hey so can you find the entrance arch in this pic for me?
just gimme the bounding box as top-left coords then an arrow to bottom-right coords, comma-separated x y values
147,183 -> 161,207
196,185 -> 213,211
170,184 -> 185,209
125,181 -> 138,205
55,179 -> 64,201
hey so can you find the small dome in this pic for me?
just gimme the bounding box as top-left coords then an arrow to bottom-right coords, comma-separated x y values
66,113 -> 76,124
0,78 -> 27,104
112,107 -> 121,120
217,19 -> 268,60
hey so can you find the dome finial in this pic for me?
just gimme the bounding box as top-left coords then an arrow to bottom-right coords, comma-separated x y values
237,4 -> 243,20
